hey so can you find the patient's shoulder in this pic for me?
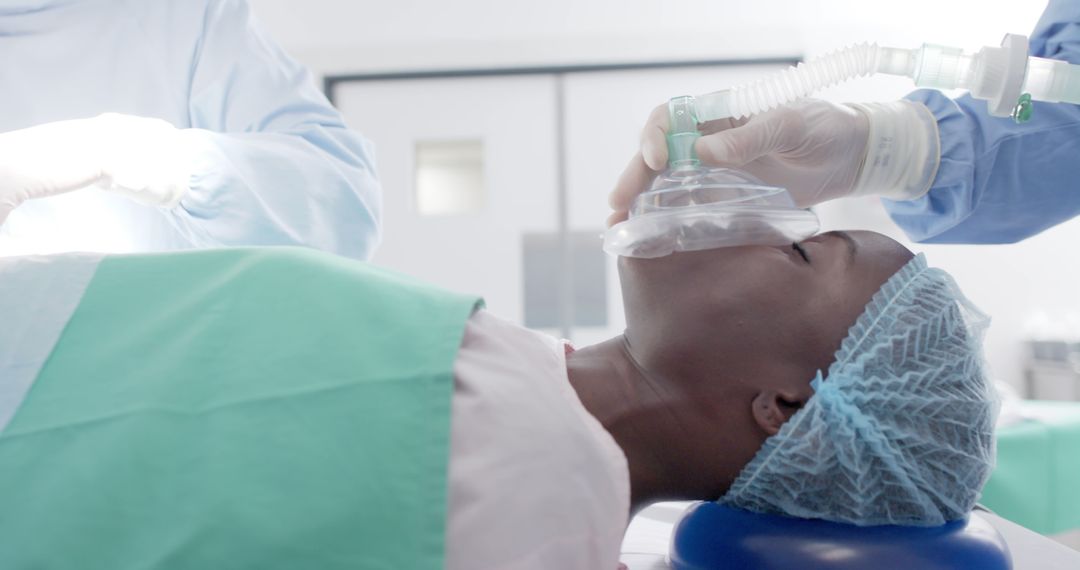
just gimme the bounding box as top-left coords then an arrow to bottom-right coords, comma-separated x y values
446,309 -> 630,569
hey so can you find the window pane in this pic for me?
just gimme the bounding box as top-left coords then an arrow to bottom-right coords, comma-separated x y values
522,231 -> 608,329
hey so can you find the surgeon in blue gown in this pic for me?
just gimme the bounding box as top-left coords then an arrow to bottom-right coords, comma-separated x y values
0,0 -> 380,259
613,0 -> 1080,246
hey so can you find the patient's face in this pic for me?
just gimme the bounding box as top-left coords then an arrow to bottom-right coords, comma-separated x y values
620,230 -> 913,376
617,230 -> 913,497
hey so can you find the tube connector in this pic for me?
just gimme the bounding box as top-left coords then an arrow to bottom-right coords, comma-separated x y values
666,96 -> 701,169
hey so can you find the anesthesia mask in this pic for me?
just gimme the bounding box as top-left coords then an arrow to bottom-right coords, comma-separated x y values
603,96 -> 819,258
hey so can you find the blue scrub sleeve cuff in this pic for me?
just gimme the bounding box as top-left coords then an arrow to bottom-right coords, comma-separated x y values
167,128 -> 228,248
162,127 -> 383,259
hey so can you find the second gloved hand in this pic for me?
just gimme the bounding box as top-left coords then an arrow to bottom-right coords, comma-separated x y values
0,113 -> 192,225
93,113 -> 193,209
609,98 -> 940,224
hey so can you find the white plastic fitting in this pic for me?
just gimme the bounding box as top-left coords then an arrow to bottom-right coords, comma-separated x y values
694,33 -> 1080,123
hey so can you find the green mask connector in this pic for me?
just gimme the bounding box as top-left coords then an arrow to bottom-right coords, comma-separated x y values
666,96 -> 701,170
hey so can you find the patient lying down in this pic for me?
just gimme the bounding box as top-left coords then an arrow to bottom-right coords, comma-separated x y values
0,231 -> 997,570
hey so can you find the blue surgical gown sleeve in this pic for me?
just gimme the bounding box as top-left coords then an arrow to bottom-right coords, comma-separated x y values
886,0 -> 1080,244
167,0 -> 381,260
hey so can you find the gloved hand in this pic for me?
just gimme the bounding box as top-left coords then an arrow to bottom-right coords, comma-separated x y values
609,98 -> 940,225
0,113 -> 192,225
93,113 -> 193,209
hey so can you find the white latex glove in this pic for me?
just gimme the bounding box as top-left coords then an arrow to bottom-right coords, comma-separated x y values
609,98 -> 939,226
0,113 -> 192,225
93,113 -> 193,208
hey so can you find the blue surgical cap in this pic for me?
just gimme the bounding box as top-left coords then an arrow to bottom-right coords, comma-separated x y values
721,253 -> 998,527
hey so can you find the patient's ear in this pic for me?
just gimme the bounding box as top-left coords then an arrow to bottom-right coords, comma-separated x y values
751,389 -> 810,436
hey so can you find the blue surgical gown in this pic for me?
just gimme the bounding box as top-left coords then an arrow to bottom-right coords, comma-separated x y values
0,0 -> 381,259
887,0 -> 1080,244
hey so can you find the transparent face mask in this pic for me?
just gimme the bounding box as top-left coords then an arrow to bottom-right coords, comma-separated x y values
603,97 -> 820,259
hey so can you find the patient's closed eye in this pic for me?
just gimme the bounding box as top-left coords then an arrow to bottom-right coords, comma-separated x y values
792,243 -> 810,263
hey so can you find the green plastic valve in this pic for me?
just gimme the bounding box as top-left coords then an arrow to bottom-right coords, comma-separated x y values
666,96 -> 701,169
1012,93 -> 1033,124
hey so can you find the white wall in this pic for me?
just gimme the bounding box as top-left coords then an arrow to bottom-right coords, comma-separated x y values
251,0 -> 1043,76
249,0 -> 1067,392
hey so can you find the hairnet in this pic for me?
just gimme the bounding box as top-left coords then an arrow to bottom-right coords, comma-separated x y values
720,253 -> 998,527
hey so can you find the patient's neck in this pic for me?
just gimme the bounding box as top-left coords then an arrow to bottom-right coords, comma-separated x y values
566,335 -> 684,516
